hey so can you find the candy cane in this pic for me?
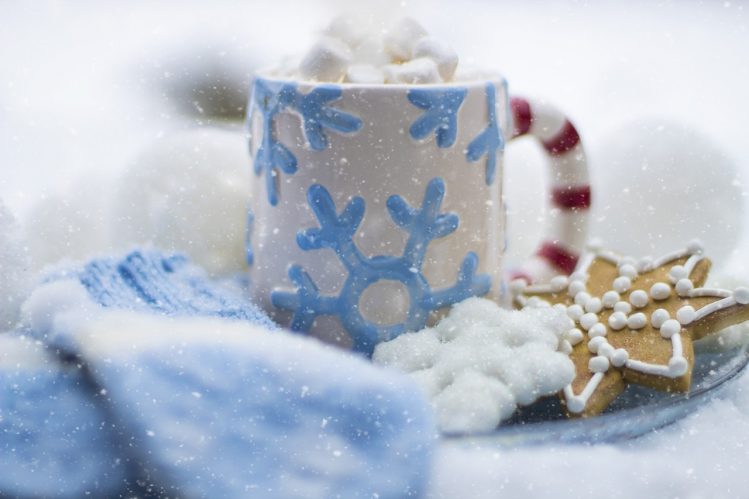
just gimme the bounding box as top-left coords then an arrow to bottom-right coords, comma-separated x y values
509,97 -> 590,283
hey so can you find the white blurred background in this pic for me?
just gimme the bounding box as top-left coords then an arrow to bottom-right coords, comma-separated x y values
1,0 -> 748,277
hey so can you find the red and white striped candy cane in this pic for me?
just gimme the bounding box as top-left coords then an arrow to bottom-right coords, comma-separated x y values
508,96 -> 590,283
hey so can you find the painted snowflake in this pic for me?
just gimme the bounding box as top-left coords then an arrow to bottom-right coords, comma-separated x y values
248,78 -> 363,206
272,177 -> 492,355
407,87 -> 467,148
466,83 -> 504,185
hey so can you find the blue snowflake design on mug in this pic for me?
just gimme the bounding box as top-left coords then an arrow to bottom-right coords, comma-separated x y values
407,87 -> 467,148
272,177 -> 492,355
248,78 -> 363,205
466,83 -> 505,185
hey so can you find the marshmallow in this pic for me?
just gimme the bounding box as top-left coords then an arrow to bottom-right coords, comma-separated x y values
299,36 -> 351,82
384,58 -> 441,84
350,36 -> 391,67
412,36 -> 459,81
322,15 -> 367,47
345,64 -> 385,84
383,17 -> 428,61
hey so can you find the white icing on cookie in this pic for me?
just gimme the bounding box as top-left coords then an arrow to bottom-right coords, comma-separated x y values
511,241 -> 741,414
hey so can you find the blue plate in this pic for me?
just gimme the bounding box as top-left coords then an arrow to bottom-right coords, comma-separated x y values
445,343 -> 749,446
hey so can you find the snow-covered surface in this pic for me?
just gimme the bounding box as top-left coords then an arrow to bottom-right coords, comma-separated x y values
374,298 -> 574,433
2,1 -> 749,497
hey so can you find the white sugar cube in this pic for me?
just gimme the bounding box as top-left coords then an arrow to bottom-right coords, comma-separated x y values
412,36 -> 459,81
299,36 -> 352,82
384,58 -> 441,84
345,64 -> 385,84
383,17 -> 428,62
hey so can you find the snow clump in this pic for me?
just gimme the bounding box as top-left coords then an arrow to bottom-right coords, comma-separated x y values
373,297 -> 575,433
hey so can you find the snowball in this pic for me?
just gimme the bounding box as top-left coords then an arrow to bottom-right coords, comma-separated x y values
373,297 -> 575,433
592,120 -> 743,268
23,171 -> 115,271
0,201 -> 30,329
110,128 -> 250,277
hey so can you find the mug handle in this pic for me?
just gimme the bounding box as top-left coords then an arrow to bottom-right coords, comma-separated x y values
507,96 -> 590,283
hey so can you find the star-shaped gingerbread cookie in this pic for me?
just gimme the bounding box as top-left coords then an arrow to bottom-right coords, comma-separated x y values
510,241 -> 749,417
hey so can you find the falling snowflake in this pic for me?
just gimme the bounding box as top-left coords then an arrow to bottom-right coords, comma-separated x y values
248,79 -> 363,205
466,83 -> 504,185
272,177 -> 492,355
407,87 -> 467,148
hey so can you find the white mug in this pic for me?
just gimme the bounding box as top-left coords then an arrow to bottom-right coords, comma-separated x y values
246,73 -> 590,354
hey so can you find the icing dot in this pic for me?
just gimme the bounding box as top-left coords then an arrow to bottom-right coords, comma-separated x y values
660,319 -> 682,339
510,279 -> 528,294
650,308 -> 670,329
574,291 -> 592,307
621,256 -> 636,266
560,339 -> 573,355
613,276 -> 632,293
734,287 -> 749,305
588,323 -> 607,338
568,280 -> 586,297
668,356 -> 689,376
637,257 -> 654,272
526,296 -> 545,308
570,271 -> 587,281
687,239 -> 704,254
567,328 -> 584,346
585,298 -> 603,314
627,312 -> 647,330
629,290 -> 649,308
611,348 -> 629,367
567,396 -> 585,414
553,303 -> 568,313
589,355 -> 610,373
676,306 -> 696,325
650,282 -> 671,301
586,238 -> 604,252
580,313 -> 598,331
614,301 -> 632,314
608,311 -> 628,330
669,265 -> 688,282
587,336 -> 606,354
675,278 -> 694,297
598,342 -> 615,359
567,304 -> 584,321
618,264 -> 638,279
550,275 -> 569,292
602,291 -> 620,308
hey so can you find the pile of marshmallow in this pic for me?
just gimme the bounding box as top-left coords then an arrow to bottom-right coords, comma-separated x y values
280,17 -> 460,84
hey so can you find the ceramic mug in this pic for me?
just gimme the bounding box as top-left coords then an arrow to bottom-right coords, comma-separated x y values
246,73 -> 590,354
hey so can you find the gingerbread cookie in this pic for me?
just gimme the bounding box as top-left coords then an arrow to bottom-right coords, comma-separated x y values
511,241 -> 749,417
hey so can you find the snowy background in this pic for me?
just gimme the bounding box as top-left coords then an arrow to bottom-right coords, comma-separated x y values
2,0 -> 749,497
